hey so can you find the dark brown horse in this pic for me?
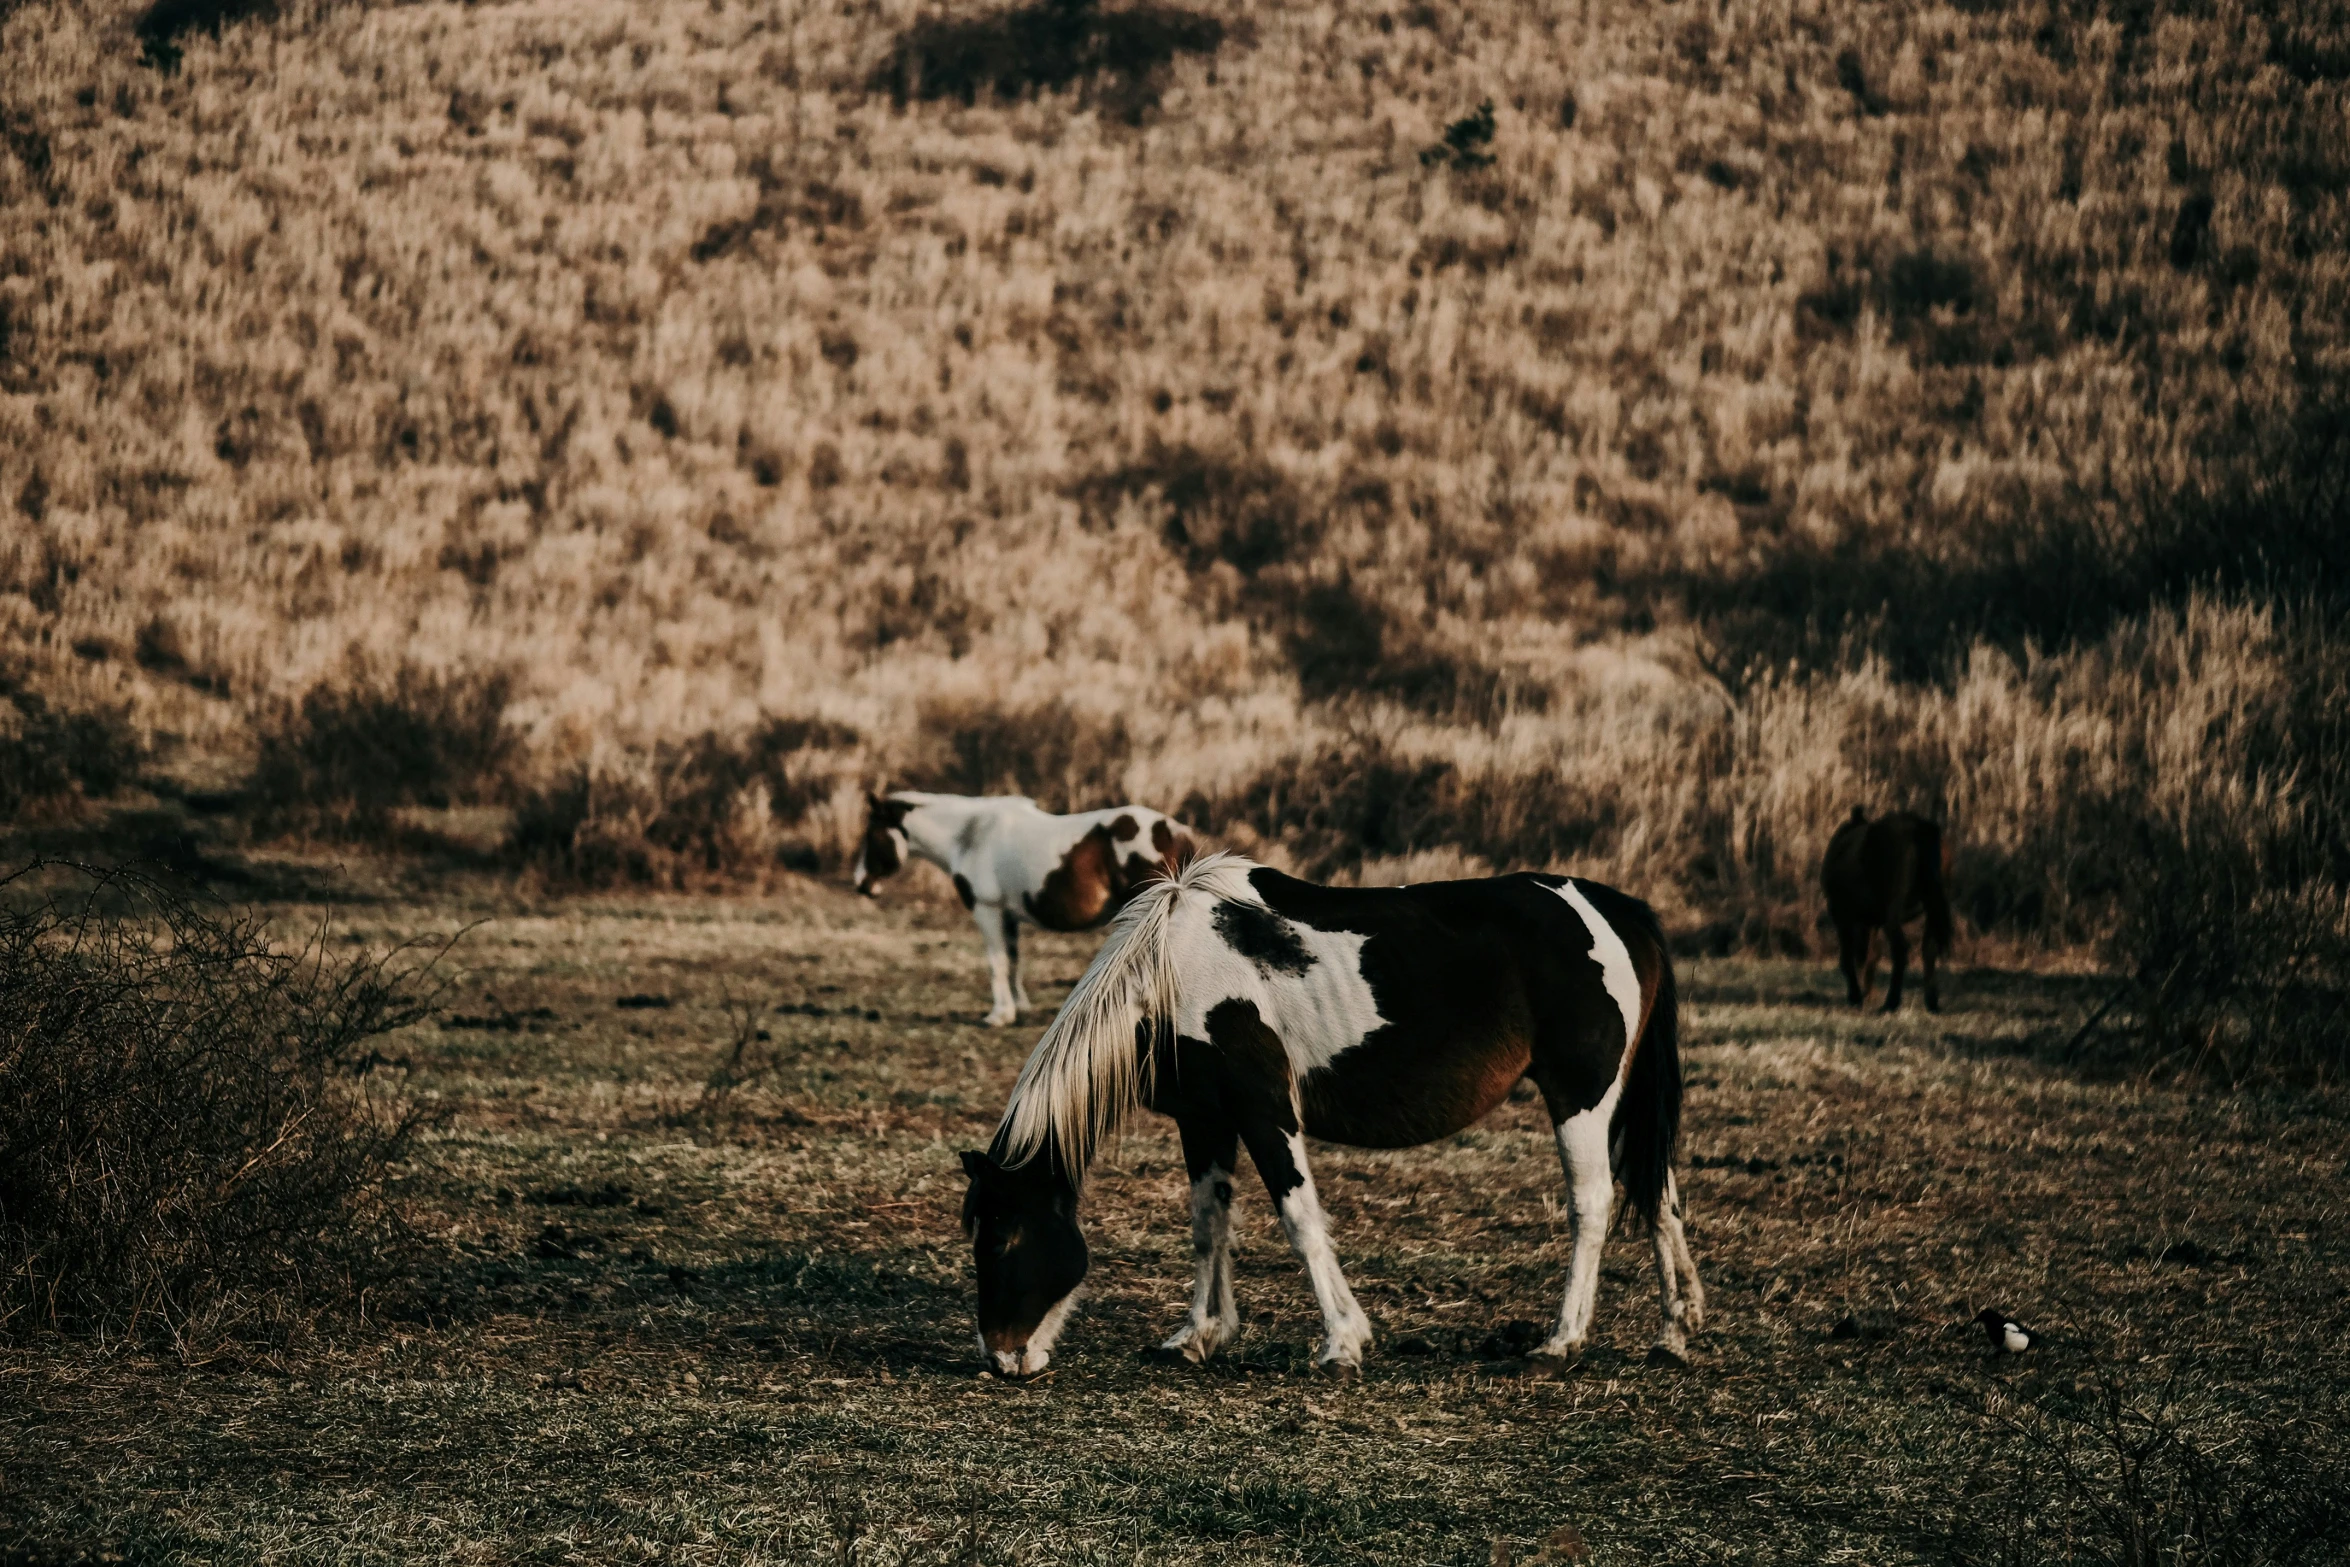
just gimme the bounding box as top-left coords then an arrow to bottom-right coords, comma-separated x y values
1822,808 -> 1954,1013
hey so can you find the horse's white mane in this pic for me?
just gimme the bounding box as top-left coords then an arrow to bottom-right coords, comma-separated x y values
997,850 -> 1262,1183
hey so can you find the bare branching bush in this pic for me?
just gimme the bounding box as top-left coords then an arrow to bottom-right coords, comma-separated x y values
1959,1348 -> 2350,1567
0,863 -> 436,1340
250,663 -> 517,839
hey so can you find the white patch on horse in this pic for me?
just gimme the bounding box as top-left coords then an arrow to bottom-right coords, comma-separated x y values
1552,878 -> 1644,1051
994,1287 -> 1082,1377
1545,1085 -> 1622,1357
1273,1131 -> 1373,1369
1165,889 -> 1388,1075
1537,879 -> 1645,1359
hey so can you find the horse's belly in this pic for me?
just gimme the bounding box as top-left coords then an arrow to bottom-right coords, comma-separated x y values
1296,1028 -> 1534,1149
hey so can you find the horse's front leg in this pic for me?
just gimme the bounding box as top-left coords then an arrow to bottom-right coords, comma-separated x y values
1159,1116 -> 1241,1363
974,905 -> 1018,1027
1001,911 -> 1032,1015
1241,1121 -> 1372,1374
1835,916 -> 1869,1007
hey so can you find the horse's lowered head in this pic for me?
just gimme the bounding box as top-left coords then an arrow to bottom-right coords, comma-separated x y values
851,794 -> 915,896
959,1148 -> 1087,1377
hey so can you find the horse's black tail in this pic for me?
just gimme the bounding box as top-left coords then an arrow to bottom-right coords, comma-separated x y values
1915,818 -> 1956,954
1611,903 -> 1682,1231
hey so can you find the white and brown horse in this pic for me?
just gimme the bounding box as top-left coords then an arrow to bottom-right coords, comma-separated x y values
959,852 -> 1704,1377
853,792 -> 1195,1027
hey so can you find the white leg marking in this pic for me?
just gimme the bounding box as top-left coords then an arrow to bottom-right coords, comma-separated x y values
1662,1169 -> 1705,1334
993,1288 -> 1082,1377
1007,920 -> 1033,1013
1160,1165 -> 1240,1362
975,905 -> 1018,1027
1272,1133 -> 1372,1369
1542,1103 -> 1617,1358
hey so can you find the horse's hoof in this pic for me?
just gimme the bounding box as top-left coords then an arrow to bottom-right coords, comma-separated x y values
1646,1343 -> 1691,1369
1315,1358 -> 1363,1381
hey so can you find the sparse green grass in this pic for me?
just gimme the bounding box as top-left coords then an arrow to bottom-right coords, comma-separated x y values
5,864 -> 2343,1563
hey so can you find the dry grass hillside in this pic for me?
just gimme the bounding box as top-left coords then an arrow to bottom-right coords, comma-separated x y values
2,0 -> 2346,980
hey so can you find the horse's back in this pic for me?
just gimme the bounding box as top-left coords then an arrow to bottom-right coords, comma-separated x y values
1825,811 -> 1946,921
1199,869 -> 1666,1148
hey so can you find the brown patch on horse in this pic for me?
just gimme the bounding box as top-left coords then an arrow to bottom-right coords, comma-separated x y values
1110,813 -> 1139,841
1025,826 -> 1120,930
953,873 -> 977,910
1151,819 -> 1199,874
1303,1011 -> 1535,1149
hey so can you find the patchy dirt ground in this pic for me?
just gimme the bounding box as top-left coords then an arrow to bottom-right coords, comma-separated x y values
4,868 -> 2346,1564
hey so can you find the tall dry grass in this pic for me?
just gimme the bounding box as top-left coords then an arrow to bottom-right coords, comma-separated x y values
1,0 -> 2344,1049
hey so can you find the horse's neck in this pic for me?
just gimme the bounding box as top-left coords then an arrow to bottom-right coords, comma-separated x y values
986,1120 -> 1085,1193
901,797 -> 1024,873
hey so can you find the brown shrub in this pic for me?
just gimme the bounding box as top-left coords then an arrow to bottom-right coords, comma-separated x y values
249,663 -> 518,837
871,0 -> 1230,123
0,669 -> 137,817
902,697 -> 1131,813
1187,736 -> 1612,879
2087,612 -> 2350,1085
507,717 -> 859,887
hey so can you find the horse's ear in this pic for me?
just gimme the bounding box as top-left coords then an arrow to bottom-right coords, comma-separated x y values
1848,805 -> 1868,824
959,1149 -> 994,1180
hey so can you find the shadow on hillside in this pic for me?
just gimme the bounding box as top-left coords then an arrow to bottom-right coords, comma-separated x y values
872,0 -> 1233,122
133,0 -> 276,70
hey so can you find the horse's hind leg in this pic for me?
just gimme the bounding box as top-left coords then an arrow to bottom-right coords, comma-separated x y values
1160,1116 -> 1241,1364
1648,1169 -> 1705,1351
1537,1097 -> 1615,1360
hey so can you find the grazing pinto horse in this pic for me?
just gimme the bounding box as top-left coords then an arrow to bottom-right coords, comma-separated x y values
853,792 -> 1194,1027
1821,807 -> 1955,1013
959,852 -> 1703,1377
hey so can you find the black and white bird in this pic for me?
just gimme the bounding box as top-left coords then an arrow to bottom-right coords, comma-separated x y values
1974,1307 -> 2034,1354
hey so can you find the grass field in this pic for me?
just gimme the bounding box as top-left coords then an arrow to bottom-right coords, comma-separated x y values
3,0 -> 2346,944
6,860 -> 2344,1564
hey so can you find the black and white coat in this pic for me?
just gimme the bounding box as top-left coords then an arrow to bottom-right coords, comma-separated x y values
960,852 -> 1705,1377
